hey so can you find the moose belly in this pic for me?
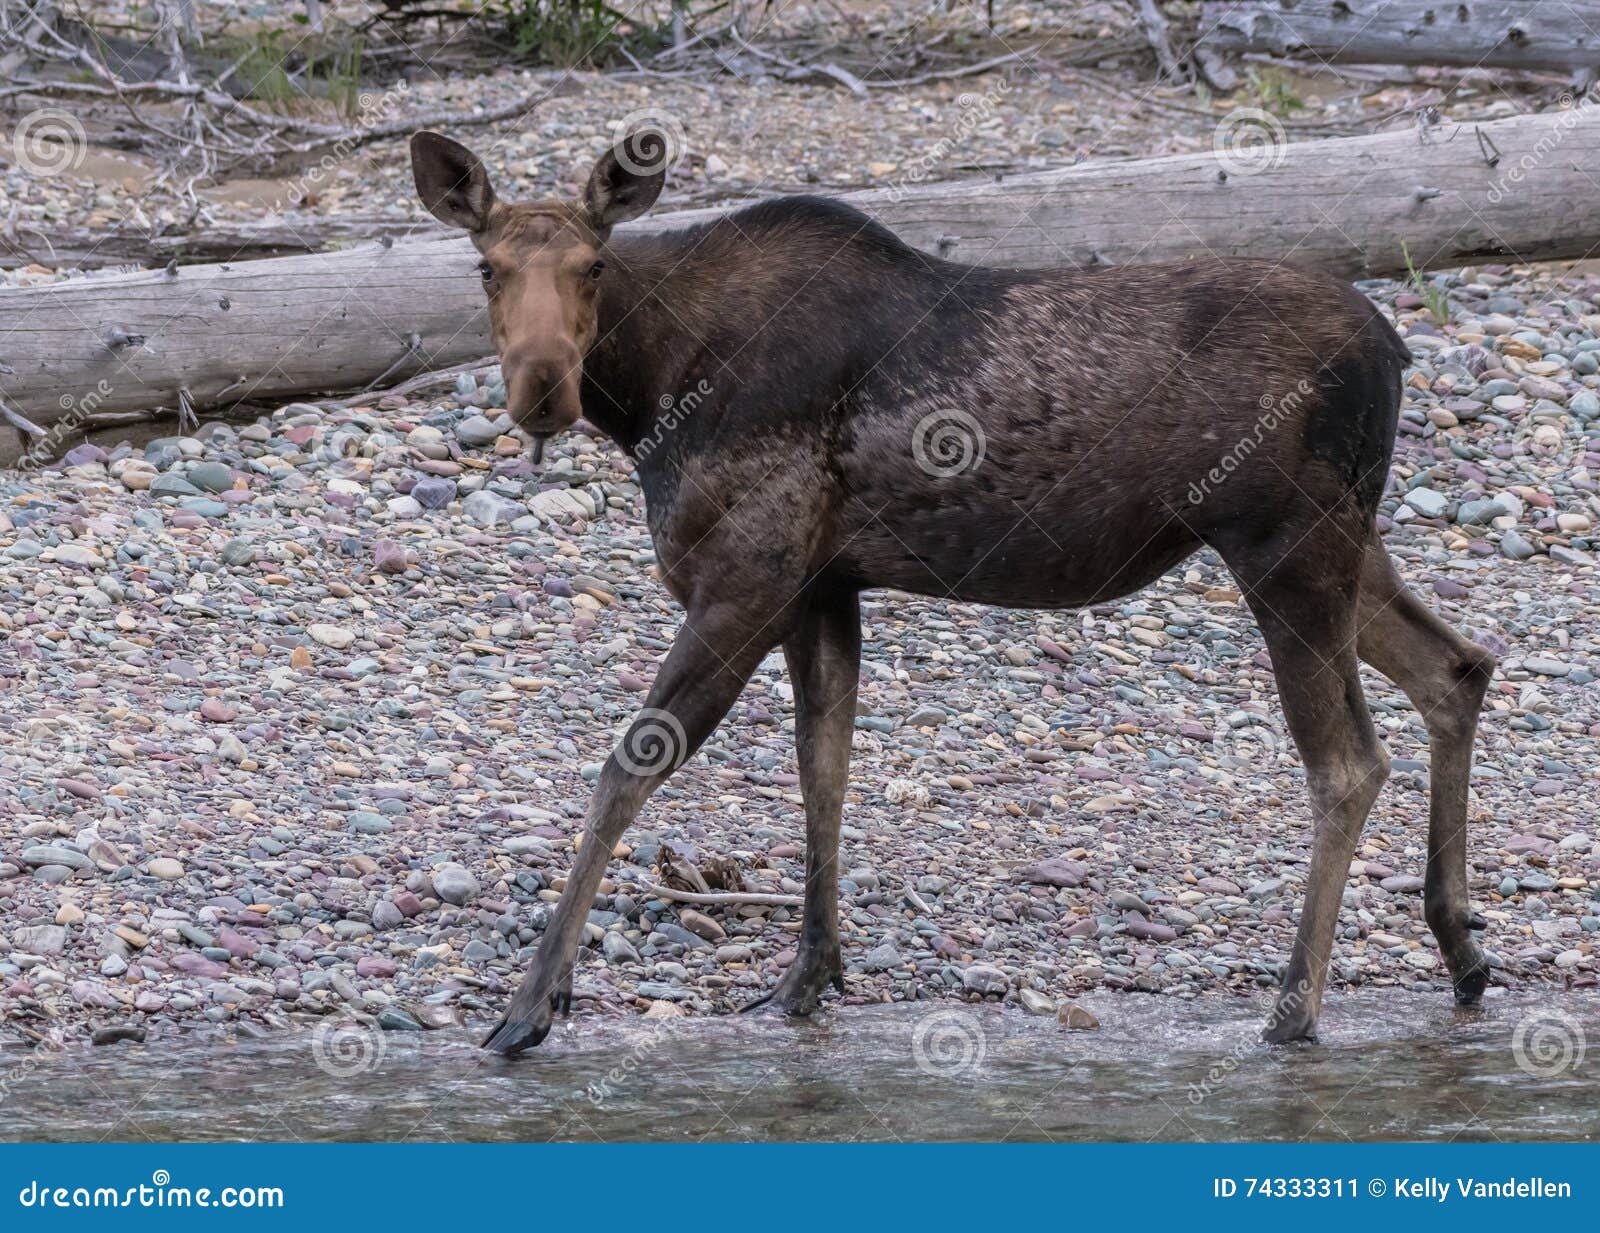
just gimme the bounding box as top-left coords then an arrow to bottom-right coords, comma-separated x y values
833,489 -> 1202,609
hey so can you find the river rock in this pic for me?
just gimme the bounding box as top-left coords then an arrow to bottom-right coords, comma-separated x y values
21,845 -> 90,871
14,924 -> 67,955
1019,857 -> 1088,888
431,864 -> 480,905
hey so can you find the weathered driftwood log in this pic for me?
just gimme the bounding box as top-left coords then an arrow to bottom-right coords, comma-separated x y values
0,216 -> 445,270
3,105 -> 1598,464
1202,1 -> 1600,77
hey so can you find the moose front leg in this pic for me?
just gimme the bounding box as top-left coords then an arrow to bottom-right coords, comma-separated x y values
744,588 -> 860,1016
483,602 -> 781,1055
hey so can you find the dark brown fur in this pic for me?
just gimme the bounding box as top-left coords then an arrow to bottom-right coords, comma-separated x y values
410,131 -> 1496,1055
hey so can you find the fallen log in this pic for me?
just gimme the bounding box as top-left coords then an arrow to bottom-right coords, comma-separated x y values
1202,1 -> 1600,78
0,216 -> 446,270
4,105 -> 1599,464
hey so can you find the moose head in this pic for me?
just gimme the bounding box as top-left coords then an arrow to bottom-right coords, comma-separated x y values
409,128 -> 668,457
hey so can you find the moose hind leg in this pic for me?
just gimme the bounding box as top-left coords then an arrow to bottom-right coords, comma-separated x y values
1354,537 -> 1496,1004
1226,546 -> 1390,1043
744,588 -> 860,1015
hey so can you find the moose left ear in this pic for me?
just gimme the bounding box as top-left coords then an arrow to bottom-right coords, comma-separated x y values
583,129 -> 668,233
411,130 -> 498,234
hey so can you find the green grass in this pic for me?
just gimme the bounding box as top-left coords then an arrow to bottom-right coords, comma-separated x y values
498,0 -> 668,67
1245,67 -> 1305,117
1401,240 -> 1452,324
227,30 -> 366,120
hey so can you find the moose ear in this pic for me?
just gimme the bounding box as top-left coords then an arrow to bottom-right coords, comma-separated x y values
583,129 -> 668,233
410,130 -> 498,233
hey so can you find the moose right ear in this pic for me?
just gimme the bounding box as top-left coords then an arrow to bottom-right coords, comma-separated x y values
583,129 -> 668,233
410,130 -> 498,233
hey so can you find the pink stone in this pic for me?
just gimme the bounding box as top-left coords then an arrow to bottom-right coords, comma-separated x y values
71,979 -> 115,1007
169,952 -> 228,979
56,777 -> 102,800
215,927 -> 257,958
1035,636 -> 1072,664
393,890 -> 424,918
373,540 -> 408,574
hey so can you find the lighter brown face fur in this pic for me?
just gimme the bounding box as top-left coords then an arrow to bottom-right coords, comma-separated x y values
474,206 -> 606,438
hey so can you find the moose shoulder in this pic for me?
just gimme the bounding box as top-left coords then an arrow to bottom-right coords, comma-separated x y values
410,128 -> 1497,1055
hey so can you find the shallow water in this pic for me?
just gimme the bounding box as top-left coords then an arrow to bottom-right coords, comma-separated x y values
5,990 -> 1597,1142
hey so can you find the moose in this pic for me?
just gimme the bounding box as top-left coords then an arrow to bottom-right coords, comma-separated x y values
408,126 -> 1496,1055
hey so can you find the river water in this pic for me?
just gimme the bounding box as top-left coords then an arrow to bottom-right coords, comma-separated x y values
4,989 -> 1595,1142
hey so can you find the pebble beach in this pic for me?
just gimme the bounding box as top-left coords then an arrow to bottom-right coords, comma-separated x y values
3,258 -> 1598,1046
2,10 -> 1598,1047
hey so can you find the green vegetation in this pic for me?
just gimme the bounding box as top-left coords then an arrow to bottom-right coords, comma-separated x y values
227,30 -> 367,120
1401,240 -> 1452,324
1244,66 -> 1305,117
498,1 -> 664,68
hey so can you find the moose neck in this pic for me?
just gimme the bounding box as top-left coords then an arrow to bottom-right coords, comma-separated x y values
578,228 -> 718,458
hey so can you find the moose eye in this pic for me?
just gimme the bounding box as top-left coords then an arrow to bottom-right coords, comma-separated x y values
478,262 -> 494,284
588,259 -> 606,281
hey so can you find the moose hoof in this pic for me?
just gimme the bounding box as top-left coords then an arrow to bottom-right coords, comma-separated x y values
1451,958 -> 1491,1006
482,978 -> 571,1055
482,1007 -> 552,1056
1261,1008 -> 1318,1045
740,956 -> 843,1017
740,987 -> 821,1017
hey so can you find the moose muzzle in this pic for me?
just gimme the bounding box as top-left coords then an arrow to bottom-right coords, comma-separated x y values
500,341 -> 584,454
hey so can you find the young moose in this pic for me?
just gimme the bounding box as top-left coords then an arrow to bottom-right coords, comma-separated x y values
410,127 -> 1497,1055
